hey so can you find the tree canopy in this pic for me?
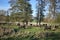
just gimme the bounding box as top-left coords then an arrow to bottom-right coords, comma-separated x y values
9,0 -> 33,25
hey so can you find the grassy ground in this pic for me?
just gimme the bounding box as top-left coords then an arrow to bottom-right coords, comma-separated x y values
0,25 -> 60,40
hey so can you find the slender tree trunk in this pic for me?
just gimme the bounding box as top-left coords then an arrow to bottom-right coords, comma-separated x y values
26,21 -> 28,25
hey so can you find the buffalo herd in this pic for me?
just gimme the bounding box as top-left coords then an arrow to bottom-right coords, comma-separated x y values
17,23 -> 59,31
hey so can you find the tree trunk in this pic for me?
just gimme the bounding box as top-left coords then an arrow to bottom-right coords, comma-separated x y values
26,21 -> 28,25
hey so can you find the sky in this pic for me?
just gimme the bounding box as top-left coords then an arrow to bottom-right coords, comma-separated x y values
0,0 -> 10,10
0,0 -> 37,16
30,0 -> 37,16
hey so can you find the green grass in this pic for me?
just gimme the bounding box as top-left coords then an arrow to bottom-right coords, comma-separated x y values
19,27 -> 44,32
0,25 -> 60,40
